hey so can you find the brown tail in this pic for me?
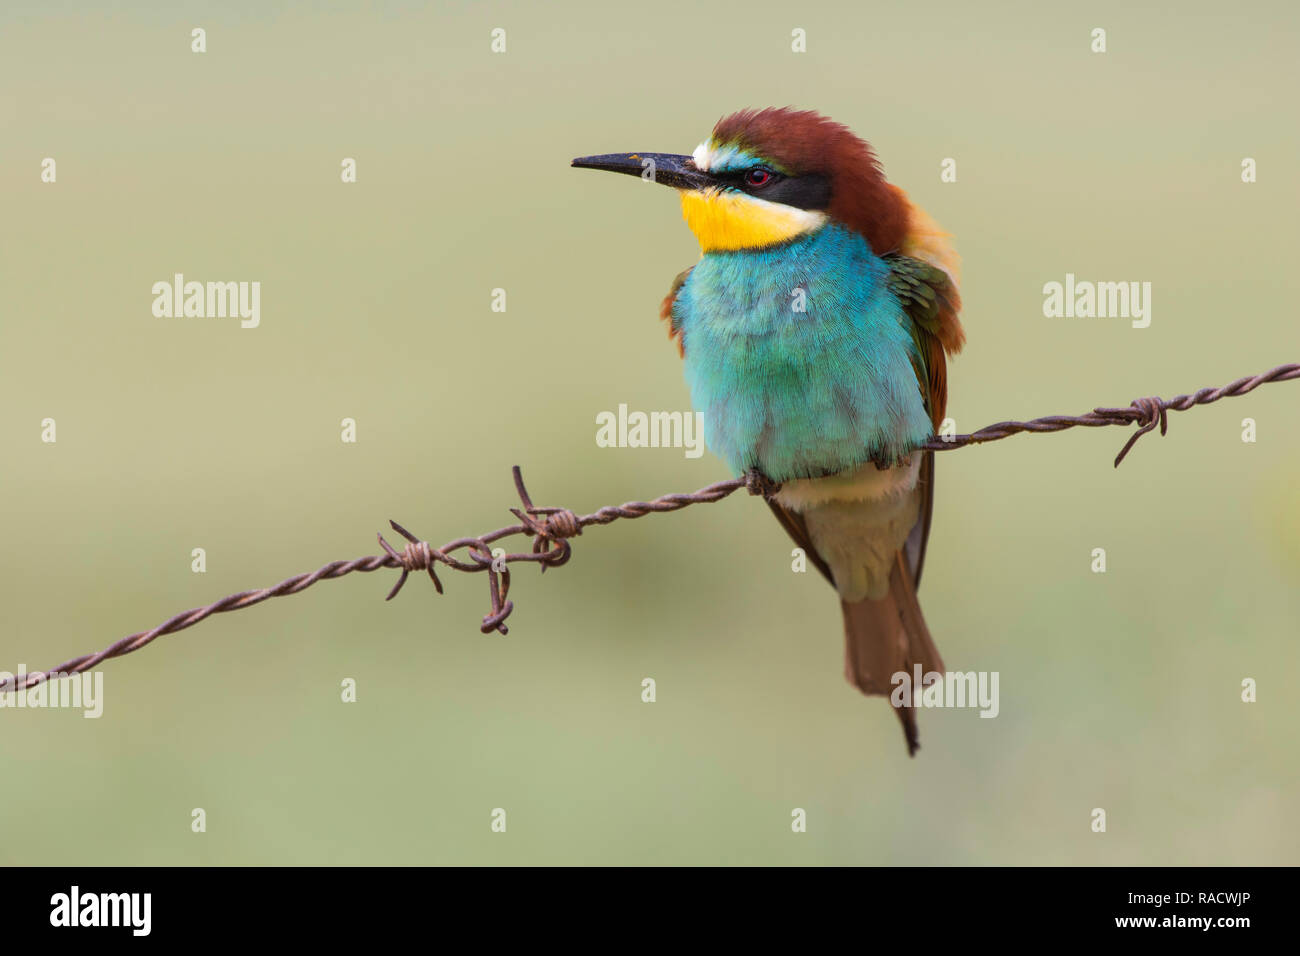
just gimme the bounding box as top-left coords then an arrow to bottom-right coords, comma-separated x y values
840,551 -> 943,757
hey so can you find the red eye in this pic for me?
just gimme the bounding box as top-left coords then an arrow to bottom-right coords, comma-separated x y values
744,168 -> 772,187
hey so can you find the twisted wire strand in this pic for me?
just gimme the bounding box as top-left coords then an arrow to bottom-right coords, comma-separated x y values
2,362 -> 1295,694
924,363 -> 1299,466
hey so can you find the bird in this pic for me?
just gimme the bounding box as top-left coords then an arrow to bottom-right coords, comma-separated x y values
572,108 -> 964,755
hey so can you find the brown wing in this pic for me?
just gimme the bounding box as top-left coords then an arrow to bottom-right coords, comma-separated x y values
905,450 -> 935,588
659,267 -> 692,358
886,254 -> 962,429
887,254 -> 962,588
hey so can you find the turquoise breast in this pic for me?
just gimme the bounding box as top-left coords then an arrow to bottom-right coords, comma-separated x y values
672,223 -> 932,481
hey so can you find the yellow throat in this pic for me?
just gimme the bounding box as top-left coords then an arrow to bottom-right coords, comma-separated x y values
679,189 -> 827,253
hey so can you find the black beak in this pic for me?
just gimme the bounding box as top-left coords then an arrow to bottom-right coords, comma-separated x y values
571,152 -> 715,190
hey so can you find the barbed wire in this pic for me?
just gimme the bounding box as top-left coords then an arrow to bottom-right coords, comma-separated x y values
2,362 -> 1296,694
922,362 -> 1300,466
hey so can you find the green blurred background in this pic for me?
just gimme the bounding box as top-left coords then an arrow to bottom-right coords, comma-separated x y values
1,0 -> 1296,865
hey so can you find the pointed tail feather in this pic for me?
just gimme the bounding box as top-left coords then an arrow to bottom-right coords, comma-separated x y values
840,550 -> 943,756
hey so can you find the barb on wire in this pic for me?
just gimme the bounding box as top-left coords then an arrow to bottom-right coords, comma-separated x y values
923,362 -> 1300,466
1,362 -> 1296,695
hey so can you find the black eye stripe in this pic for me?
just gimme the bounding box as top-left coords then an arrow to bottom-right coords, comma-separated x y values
732,171 -> 831,211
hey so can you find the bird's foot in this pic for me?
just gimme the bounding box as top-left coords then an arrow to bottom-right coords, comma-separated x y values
743,468 -> 783,500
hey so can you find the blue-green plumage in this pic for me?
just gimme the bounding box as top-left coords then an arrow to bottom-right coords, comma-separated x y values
672,223 -> 932,482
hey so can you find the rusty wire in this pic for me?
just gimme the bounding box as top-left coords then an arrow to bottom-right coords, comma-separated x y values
1,362 -> 1296,695
924,362 -> 1300,466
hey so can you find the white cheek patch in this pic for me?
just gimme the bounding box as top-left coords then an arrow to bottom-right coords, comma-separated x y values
691,142 -> 711,171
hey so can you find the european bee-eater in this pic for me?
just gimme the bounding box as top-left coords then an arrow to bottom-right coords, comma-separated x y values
573,108 -> 965,755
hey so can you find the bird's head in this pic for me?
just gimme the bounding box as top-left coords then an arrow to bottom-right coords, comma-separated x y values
572,107 -> 908,255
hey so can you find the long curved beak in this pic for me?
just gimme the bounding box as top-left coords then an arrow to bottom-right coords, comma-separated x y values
571,152 -> 715,190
